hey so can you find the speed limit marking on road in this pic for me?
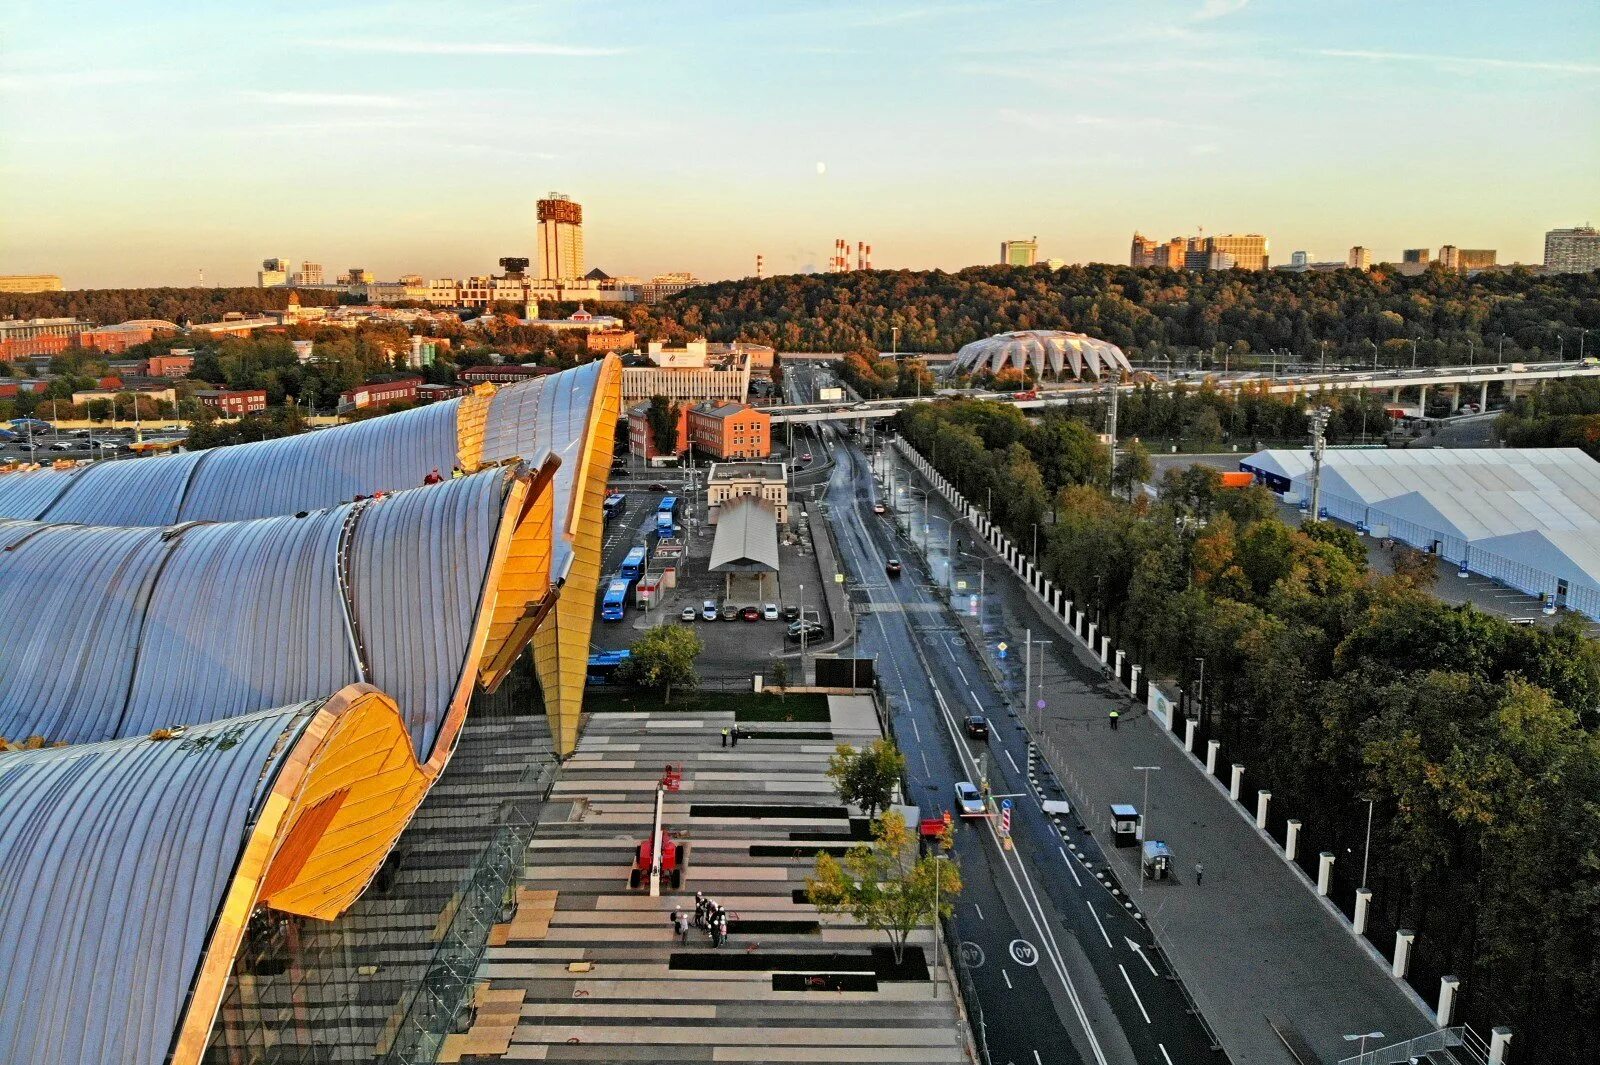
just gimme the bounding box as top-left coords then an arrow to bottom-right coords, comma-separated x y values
960,941 -> 985,968
1009,939 -> 1039,967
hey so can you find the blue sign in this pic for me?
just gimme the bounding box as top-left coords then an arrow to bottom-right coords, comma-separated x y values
1001,799 -> 1013,810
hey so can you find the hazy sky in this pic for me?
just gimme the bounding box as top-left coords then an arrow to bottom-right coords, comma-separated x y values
3,1 -> 1597,288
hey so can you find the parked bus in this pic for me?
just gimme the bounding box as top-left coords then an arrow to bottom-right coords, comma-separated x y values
603,492 -> 626,522
600,578 -> 631,622
655,496 -> 678,536
619,546 -> 647,584
586,649 -> 632,684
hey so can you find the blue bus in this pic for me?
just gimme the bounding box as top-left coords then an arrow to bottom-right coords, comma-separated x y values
600,578 -> 630,622
603,492 -> 626,522
587,649 -> 632,684
619,546 -> 647,584
655,496 -> 678,536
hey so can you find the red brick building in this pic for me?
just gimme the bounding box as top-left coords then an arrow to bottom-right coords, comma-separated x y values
340,376 -> 422,411
417,383 -> 470,403
687,401 -> 772,460
195,389 -> 268,416
79,324 -> 155,354
458,364 -> 557,385
195,390 -> 267,415
145,354 -> 194,377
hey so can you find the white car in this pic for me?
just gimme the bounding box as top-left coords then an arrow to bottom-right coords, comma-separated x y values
762,602 -> 779,621
954,781 -> 985,818
48,441 -> 75,451
701,599 -> 719,622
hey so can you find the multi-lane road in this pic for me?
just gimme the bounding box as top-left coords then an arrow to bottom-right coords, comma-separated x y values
816,419 -> 1226,1065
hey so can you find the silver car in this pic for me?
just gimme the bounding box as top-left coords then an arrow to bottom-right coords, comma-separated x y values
954,781 -> 985,818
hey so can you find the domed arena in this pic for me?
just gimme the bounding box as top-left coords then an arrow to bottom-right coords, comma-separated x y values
947,329 -> 1133,381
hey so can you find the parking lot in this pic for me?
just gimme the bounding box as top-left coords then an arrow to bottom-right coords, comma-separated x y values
1,425 -> 186,462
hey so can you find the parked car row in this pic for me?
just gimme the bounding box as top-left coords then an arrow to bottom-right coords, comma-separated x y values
680,601 -> 791,624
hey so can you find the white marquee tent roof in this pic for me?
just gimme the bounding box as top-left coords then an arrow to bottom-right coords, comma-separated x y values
946,330 -> 1133,381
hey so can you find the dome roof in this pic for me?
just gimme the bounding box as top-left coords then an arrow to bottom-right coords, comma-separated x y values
946,330 -> 1132,381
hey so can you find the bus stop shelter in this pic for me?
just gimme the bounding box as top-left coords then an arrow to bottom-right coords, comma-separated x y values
708,495 -> 779,604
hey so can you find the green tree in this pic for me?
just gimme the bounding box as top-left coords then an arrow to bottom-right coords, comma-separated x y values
825,739 -> 906,819
807,810 -> 962,963
1112,439 -> 1153,500
647,395 -> 681,455
618,624 -> 702,703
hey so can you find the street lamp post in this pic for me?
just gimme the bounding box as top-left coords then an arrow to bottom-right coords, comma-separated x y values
1133,766 -> 1161,890
958,550 -> 988,615
1343,1031 -> 1384,1063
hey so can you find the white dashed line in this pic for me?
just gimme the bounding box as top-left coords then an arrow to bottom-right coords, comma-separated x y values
1159,1044 -> 1174,1065
1085,901 -> 1111,949
1119,963 -> 1151,1024
1003,969 -> 1013,989
1060,846 -> 1082,886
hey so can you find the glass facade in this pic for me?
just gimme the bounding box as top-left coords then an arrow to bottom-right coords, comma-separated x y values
203,657 -> 556,1064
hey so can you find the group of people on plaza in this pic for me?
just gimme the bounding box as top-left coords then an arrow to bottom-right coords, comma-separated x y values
672,891 -> 731,947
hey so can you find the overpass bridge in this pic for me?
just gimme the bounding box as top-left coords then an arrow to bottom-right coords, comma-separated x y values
766,360 -> 1600,425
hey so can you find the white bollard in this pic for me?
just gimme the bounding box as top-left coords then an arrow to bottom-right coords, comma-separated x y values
1437,975 -> 1460,1026
1255,789 -> 1271,829
1087,621 -> 1098,647
1229,763 -> 1244,801
1354,887 -> 1372,936
1317,851 -> 1335,896
1114,649 -> 1125,676
1205,740 -> 1220,776
1184,718 -> 1197,753
1488,1027 -> 1512,1064
1285,819 -> 1301,862
1392,929 -> 1414,978
1099,636 -> 1110,662
1129,664 -> 1141,694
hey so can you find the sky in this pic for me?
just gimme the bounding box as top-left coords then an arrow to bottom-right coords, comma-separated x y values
2,0 -> 1597,288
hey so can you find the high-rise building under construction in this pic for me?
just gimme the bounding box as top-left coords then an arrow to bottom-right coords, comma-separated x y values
537,193 -> 585,280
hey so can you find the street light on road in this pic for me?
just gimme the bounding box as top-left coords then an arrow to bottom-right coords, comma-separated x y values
1133,765 -> 1161,891
957,550 -> 988,614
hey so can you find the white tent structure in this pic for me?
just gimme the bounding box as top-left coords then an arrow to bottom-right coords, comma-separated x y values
1240,447 -> 1600,620
946,330 -> 1133,381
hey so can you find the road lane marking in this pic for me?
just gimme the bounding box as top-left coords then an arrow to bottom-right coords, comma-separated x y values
1159,1044 -> 1174,1065
1033,1052 -> 1043,1065
1124,936 -> 1159,977
1059,846 -> 1083,886
1085,901 -> 1112,949
968,688 -> 984,711
921,751 -> 932,779
1005,748 -> 1020,773
1003,969 -> 1013,989
1119,963 -> 1151,1024
973,903 -> 984,920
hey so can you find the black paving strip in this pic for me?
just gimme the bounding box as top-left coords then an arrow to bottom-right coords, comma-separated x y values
749,843 -> 855,858
786,829 -> 858,841
729,919 -> 822,934
670,945 -> 928,980
690,803 -> 848,819
735,729 -> 835,740
773,972 -> 879,992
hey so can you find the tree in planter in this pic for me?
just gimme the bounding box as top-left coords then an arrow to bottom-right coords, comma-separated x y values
770,659 -> 789,694
807,810 -> 962,964
618,624 -> 702,704
826,739 -> 906,819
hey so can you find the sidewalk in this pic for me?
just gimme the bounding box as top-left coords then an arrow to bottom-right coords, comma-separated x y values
883,441 -> 1437,1065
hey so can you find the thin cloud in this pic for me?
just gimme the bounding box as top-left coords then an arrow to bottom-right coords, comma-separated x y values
239,90 -> 411,108
1314,49 -> 1600,75
306,38 -> 628,57
0,69 -> 174,91
1195,0 -> 1250,19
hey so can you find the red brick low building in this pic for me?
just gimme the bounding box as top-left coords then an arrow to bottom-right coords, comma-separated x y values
586,329 -> 637,354
195,389 -> 268,416
145,354 -> 194,377
458,364 -> 557,385
687,401 -> 772,460
340,376 -> 422,411
626,401 -> 689,463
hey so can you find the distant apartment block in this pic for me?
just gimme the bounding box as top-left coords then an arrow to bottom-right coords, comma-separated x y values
1001,238 -> 1039,267
1131,232 -> 1268,270
1348,246 -> 1372,270
195,389 -> 267,415
537,192 -> 585,280
1438,245 -> 1496,271
688,401 -> 772,460
1290,251 -> 1312,267
294,262 -> 325,286
621,341 -> 752,405
1544,226 -> 1600,273
1403,248 -> 1431,264
0,274 -> 64,294
258,258 -> 290,287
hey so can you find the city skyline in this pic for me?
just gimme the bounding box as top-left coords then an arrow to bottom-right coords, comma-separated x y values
2,0 -> 1597,287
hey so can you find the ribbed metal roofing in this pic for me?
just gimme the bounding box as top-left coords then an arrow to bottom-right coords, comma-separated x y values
709,496 -> 781,573
176,397 -> 464,522
40,449 -> 210,526
0,463 -> 82,519
0,702 -> 318,1065
946,330 -> 1133,381
0,471 -> 510,760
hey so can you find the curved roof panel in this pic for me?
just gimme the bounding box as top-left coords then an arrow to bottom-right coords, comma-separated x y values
41,448 -> 210,526
0,463 -> 82,520
176,397 -> 463,522
0,470 -> 521,760
0,685 -> 431,1065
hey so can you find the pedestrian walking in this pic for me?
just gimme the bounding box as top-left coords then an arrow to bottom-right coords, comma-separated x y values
1108,709 -> 1119,731
717,912 -> 729,947
1194,862 -> 1204,886
730,725 -> 740,747
720,727 -> 729,748
693,891 -> 706,928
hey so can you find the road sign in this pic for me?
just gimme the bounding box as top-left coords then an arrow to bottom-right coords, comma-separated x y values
834,573 -> 845,583
999,798 -> 1012,837
968,595 -> 978,616
997,641 -> 1008,660
1009,939 -> 1038,967
956,579 -> 968,591
1036,699 -> 1046,710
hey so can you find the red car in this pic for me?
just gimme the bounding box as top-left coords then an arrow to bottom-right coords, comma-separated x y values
740,606 -> 761,622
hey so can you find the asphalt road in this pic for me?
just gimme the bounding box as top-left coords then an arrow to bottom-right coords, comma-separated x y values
822,427 -> 1226,1065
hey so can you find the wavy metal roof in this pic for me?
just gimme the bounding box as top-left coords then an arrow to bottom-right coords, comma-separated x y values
0,470 -> 519,761
0,685 -> 431,1065
0,462 -> 82,519
40,448 -> 210,526
0,702 -> 317,1065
